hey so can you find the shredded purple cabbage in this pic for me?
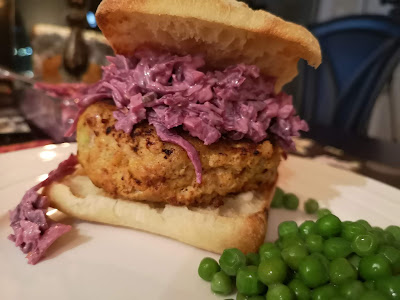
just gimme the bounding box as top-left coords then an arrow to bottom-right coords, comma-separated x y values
68,48 -> 308,183
8,154 -> 78,264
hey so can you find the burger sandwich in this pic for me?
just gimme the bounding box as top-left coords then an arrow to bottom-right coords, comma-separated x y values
8,0 -> 321,264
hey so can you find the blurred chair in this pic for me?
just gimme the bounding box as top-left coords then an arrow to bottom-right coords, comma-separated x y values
298,15 -> 400,137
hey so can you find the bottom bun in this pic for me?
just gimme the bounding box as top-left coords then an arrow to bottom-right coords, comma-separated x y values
44,172 -> 276,254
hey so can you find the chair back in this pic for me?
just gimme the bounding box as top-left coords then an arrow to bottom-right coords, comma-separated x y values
299,15 -> 400,135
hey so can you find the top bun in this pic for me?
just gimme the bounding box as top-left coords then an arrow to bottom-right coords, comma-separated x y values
96,0 -> 321,91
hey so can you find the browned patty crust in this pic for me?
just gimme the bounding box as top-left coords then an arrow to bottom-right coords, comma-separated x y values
77,102 -> 281,206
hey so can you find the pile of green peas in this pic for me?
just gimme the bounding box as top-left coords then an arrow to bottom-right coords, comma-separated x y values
198,212 -> 400,299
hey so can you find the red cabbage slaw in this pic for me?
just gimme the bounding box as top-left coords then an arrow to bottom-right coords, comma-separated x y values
34,82 -> 90,99
8,154 -> 78,264
66,48 -> 308,183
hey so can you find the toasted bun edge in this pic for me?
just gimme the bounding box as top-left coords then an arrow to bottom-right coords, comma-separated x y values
44,172 -> 276,254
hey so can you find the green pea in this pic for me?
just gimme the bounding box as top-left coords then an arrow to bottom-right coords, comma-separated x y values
323,237 -> 352,260
281,235 -> 305,249
375,228 -> 391,240
305,234 -> 324,253
356,220 -> 373,231
198,257 -> 221,281
275,238 -> 283,250
312,284 -> 338,300
258,258 -> 287,286
211,271 -> 233,295
393,240 -> 400,250
376,276 -> 400,300
219,248 -> 246,276
271,187 -> 285,208
281,245 -> 309,271
299,221 -> 317,239
378,246 -> 400,274
359,290 -> 389,300
339,280 -> 365,300
288,279 -> 311,300
259,243 -> 281,261
341,222 -> 367,241
316,214 -> 342,238
317,208 -> 332,218
236,266 -> 266,296
371,227 -> 386,246
351,233 -> 379,257
382,231 -> 396,246
266,284 -> 294,300
329,258 -> 357,285
304,199 -> 319,214
359,254 -> 392,281
364,280 -> 376,290
298,255 -> 329,288
371,228 -> 395,247
236,293 -> 249,300
278,221 -> 298,239
348,254 -> 362,271
386,226 -> 400,241
236,294 -> 265,300
245,253 -> 260,267
283,193 -> 299,210
310,253 -> 330,270
373,226 -> 384,232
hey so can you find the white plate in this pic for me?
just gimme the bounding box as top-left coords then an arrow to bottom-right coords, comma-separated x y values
1,143 -> 400,300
